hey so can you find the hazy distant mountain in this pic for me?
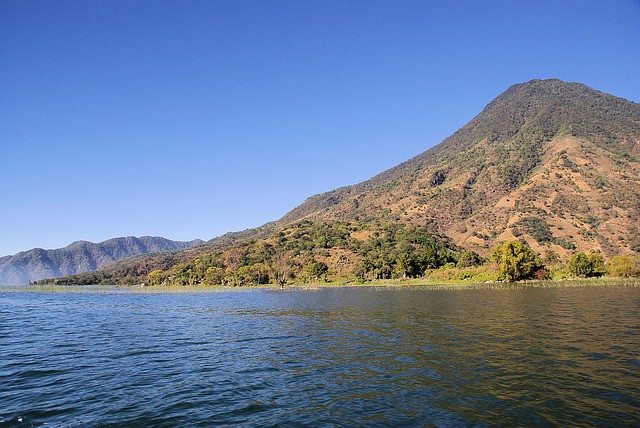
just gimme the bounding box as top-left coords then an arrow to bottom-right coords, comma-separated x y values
0,236 -> 204,284
280,79 -> 640,257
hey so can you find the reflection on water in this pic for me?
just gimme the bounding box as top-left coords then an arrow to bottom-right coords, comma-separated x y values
0,286 -> 638,426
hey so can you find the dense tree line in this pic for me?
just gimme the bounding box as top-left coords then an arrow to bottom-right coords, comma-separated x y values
36,220 -> 640,286
142,221 -> 460,286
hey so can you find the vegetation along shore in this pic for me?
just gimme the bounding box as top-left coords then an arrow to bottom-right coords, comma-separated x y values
33,220 -> 640,288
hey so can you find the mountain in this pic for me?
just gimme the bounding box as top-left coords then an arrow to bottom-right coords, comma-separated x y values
280,79 -> 640,257
37,79 -> 640,286
0,236 -> 204,284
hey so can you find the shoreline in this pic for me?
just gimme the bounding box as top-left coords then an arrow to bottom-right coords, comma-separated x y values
1,277 -> 638,294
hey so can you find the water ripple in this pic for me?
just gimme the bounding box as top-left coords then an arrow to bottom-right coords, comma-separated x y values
1,287 -> 639,426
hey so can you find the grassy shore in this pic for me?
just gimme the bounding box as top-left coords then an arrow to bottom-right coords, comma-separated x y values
1,277 -> 638,294
290,277 -> 640,291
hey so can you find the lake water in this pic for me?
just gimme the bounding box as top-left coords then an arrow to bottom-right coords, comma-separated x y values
1,285 -> 639,427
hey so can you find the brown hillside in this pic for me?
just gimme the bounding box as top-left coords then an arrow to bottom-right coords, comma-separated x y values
279,79 -> 640,257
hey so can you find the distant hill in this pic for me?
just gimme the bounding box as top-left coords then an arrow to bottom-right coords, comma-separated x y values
0,236 -> 204,284
280,79 -> 640,257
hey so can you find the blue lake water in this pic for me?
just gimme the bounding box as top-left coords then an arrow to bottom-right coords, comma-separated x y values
1,285 -> 639,427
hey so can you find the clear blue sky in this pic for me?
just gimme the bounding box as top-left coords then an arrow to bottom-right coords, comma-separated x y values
1,0 -> 639,256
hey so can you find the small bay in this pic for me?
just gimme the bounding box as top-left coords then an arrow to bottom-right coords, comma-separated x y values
1,285 -> 638,426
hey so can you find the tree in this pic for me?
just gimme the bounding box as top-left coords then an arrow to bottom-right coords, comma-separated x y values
307,261 -> 329,282
233,265 -> 267,286
430,169 -> 447,186
147,269 -> 165,286
567,252 -> 594,277
543,249 -> 559,267
457,250 -> 483,268
490,240 -> 540,281
587,251 -> 605,276
172,263 -> 198,286
607,254 -> 640,277
268,246 -> 291,288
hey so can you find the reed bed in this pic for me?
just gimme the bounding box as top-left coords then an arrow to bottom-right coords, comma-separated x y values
1,277 -> 637,294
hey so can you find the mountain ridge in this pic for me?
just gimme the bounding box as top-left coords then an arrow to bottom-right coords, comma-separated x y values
0,236 -> 204,284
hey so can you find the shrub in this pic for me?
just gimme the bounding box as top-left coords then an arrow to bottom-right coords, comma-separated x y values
430,170 -> 448,186
533,268 -> 549,280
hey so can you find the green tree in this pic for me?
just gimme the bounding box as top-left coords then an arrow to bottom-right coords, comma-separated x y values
588,251 -> 605,276
306,261 -> 329,282
567,252 -> 594,277
607,254 -> 640,277
173,263 -> 198,286
490,240 -> 540,281
234,265 -> 268,286
147,269 -> 165,286
457,250 -> 483,268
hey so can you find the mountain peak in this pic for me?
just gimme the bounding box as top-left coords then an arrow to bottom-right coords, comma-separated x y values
279,79 -> 640,257
513,77 -> 577,87
457,78 -> 639,152
505,78 -> 599,94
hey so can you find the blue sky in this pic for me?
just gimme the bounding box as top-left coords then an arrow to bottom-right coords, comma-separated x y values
1,0 -> 639,256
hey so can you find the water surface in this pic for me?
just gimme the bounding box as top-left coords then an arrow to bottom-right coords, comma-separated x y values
1,286 -> 638,426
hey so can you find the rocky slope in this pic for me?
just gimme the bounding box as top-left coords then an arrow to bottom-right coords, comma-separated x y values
0,236 -> 203,284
